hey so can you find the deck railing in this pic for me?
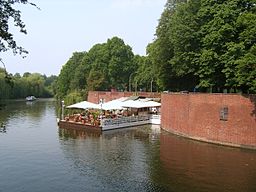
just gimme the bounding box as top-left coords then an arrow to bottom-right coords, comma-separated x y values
101,115 -> 150,127
150,114 -> 161,120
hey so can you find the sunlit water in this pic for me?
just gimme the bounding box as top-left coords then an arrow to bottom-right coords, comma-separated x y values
0,99 -> 255,192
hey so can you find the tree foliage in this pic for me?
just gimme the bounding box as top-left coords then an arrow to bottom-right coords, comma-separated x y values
56,37 -> 136,100
0,68 -> 56,99
56,52 -> 86,99
56,0 -> 256,96
147,0 -> 256,93
0,0 -> 38,56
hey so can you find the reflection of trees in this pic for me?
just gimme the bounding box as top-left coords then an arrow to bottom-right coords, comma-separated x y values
0,99 -> 56,133
0,103 -> 8,133
58,125 -> 157,141
58,125 -> 162,191
58,128 -> 101,140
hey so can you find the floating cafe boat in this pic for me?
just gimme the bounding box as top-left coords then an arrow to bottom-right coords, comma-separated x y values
58,97 -> 161,131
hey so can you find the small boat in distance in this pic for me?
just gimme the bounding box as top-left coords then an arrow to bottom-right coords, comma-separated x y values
26,96 -> 37,101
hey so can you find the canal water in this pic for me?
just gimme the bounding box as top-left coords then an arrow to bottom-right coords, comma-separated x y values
0,99 -> 255,192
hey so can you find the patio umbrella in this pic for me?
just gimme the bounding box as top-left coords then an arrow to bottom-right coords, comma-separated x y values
121,100 -> 161,108
66,101 -> 100,110
101,99 -> 124,110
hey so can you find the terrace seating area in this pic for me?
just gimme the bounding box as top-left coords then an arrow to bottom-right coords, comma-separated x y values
59,96 -> 161,131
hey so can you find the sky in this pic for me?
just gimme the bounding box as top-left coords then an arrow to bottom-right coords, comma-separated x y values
1,0 -> 166,76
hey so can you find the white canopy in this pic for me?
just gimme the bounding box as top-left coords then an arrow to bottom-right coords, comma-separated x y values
121,100 -> 145,108
101,97 -> 127,110
121,100 -> 161,109
66,98 -> 161,110
66,101 -> 100,110
139,101 -> 161,108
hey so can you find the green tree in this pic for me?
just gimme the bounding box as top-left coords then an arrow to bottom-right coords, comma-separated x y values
133,55 -> 155,92
87,69 -> 106,91
148,0 -> 199,91
197,0 -> 256,92
23,73 -> 45,97
0,68 -> 12,99
56,52 -> 86,99
168,0 -> 200,91
107,37 -> 135,90
235,45 -> 256,93
86,43 -> 110,91
0,0 -> 37,56
148,0 -> 256,93
56,36 -> 136,98
147,8 -> 174,91
234,11 -> 256,93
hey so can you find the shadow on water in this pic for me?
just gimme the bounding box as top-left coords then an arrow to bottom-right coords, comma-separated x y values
158,130 -> 256,192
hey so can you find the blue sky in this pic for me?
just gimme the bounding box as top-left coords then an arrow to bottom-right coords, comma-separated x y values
1,0 -> 166,76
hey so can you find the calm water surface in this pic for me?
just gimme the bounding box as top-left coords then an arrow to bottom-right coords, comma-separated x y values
0,99 -> 255,192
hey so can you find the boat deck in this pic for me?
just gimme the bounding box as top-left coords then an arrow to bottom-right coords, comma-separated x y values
58,120 -> 101,132
58,115 -> 161,131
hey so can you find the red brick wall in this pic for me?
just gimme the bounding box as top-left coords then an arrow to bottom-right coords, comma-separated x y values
87,91 -> 161,104
161,93 -> 256,149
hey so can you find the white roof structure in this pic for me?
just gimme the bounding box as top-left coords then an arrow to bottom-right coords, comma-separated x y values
140,100 -> 161,107
101,97 -> 127,110
66,101 -> 100,110
121,100 -> 145,108
66,98 -> 161,111
121,100 -> 161,109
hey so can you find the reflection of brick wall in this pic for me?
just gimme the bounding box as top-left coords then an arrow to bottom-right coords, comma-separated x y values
161,93 -> 256,149
160,133 -> 256,190
87,91 -> 161,104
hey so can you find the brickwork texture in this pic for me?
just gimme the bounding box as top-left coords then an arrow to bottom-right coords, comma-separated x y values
161,93 -> 256,149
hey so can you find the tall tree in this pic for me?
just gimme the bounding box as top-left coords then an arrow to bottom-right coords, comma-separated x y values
148,0 -> 199,91
147,1 -> 175,91
56,37 -> 136,99
148,0 -> 256,93
56,52 -> 86,99
86,43 -> 110,91
133,55 -> 156,92
168,0 -> 201,91
197,0 -> 256,92
106,37 -> 135,90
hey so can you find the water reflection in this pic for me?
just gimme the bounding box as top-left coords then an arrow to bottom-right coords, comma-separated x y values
1,98 -> 256,192
58,126 -> 256,191
159,131 -> 256,192
59,127 -> 102,139
58,126 -> 163,191
58,125 -> 161,142
0,99 -> 57,134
